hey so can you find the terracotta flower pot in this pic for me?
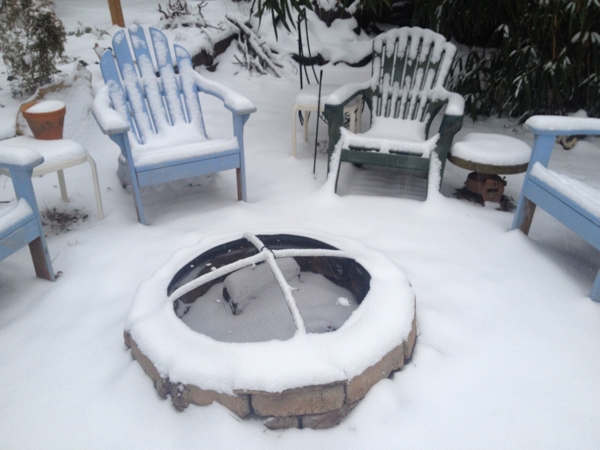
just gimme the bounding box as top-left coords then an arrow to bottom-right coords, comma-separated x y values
21,100 -> 66,140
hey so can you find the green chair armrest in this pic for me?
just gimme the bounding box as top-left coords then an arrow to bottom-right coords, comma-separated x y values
324,84 -> 373,160
433,113 -> 463,173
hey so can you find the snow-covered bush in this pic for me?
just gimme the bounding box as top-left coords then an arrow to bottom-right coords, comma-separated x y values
0,0 -> 66,96
251,0 -> 395,31
157,0 -> 208,29
414,0 -> 600,120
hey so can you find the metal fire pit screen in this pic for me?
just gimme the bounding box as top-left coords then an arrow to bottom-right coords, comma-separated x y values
169,233 -> 371,343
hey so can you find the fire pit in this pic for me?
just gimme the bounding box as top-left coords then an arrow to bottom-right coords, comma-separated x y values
124,231 -> 417,429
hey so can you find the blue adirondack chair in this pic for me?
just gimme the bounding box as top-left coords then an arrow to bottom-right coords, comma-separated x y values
511,115 -> 600,302
0,145 -> 55,281
92,26 -> 256,224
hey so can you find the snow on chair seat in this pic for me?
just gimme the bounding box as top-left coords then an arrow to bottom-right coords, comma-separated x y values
342,117 -> 440,156
131,138 -> 240,169
530,163 -> 600,223
0,199 -> 33,237
511,115 -> 600,302
93,26 -> 256,224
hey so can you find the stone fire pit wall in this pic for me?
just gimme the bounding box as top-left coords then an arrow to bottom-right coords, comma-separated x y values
124,231 -> 417,430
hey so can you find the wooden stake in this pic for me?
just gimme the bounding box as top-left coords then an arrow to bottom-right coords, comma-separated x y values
108,0 -> 125,27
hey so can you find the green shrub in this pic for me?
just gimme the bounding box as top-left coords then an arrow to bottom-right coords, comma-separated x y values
0,0 -> 66,96
414,0 -> 600,120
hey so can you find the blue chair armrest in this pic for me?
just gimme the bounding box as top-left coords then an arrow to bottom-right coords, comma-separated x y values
190,71 -> 257,116
0,145 -> 44,171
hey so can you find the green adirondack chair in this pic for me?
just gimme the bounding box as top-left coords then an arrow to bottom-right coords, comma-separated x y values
324,27 -> 464,196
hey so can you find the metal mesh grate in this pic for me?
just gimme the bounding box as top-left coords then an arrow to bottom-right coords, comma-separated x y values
171,234 -> 371,343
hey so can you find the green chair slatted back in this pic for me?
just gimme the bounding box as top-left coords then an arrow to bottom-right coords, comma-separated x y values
372,28 -> 456,126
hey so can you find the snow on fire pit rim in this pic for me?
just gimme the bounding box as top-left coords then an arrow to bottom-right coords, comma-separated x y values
125,229 -> 416,394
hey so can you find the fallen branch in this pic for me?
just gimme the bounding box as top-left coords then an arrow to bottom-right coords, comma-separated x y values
226,15 -> 283,77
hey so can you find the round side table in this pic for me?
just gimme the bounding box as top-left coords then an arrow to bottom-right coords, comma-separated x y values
448,133 -> 531,209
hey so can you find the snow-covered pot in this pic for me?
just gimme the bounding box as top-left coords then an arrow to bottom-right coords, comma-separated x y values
125,230 -> 417,429
21,100 -> 66,140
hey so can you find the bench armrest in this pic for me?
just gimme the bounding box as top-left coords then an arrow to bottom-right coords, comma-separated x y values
190,72 -> 257,116
433,113 -> 463,163
525,116 -> 600,136
0,145 -> 43,171
324,81 -> 373,158
325,80 -> 373,108
92,84 -> 130,135
429,88 -> 465,117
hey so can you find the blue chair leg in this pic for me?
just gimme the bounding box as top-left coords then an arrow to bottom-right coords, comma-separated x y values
512,197 -> 537,234
591,271 -> 600,302
28,236 -> 55,281
236,168 -> 244,201
131,180 -> 146,225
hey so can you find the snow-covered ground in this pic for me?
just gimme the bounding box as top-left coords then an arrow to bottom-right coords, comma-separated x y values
1,0 -> 599,448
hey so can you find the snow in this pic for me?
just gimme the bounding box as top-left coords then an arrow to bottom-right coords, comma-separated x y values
526,115 -> 600,134
296,83 -> 353,105
451,132 -> 532,166
25,100 -> 66,114
132,134 -> 237,167
122,62 -> 155,143
443,91 -> 465,116
0,198 -> 33,232
92,84 -> 130,134
339,126 -> 439,157
179,257 -> 358,342
367,117 -> 426,142
186,66 -> 256,114
0,0 -> 600,448
0,144 -> 43,168
252,7 -> 373,66
2,136 -> 87,168
531,162 -> 600,218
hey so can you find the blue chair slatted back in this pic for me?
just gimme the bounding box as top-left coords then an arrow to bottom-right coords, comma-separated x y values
174,43 -> 207,135
99,26 -> 207,146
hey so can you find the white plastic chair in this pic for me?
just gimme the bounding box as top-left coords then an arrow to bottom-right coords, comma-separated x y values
291,16 -> 362,158
0,136 -> 104,220
292,86 -> 361,157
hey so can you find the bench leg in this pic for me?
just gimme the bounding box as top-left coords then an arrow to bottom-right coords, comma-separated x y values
28,236 -> 55,281
591,271 -> 600,302
519,198 -> 537,235
513,196 -> 537,235
236,168 -> 243,201
303,111 -> 311,142
86,155 -> 105,220
292,106 -> 298,158
57,170 -> 69,202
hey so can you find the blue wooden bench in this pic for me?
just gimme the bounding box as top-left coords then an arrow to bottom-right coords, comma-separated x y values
511,115 -> 600,302
93,26 -> 256,224
0,145 -> 55,281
